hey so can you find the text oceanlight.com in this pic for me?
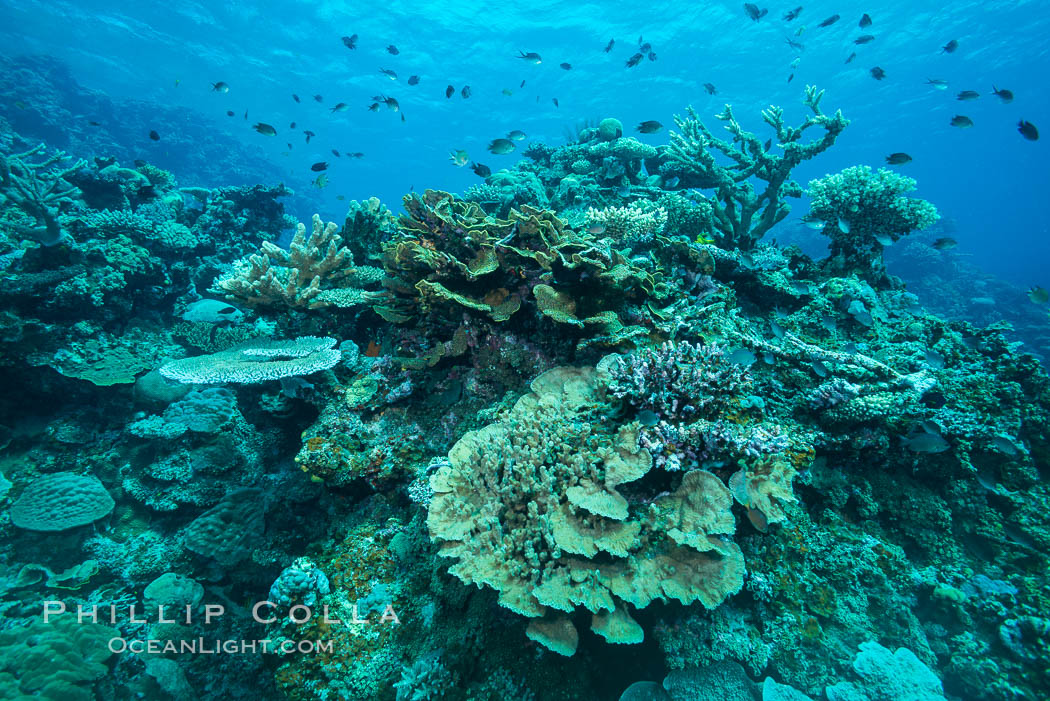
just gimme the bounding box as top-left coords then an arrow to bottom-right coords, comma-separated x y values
108,637 -> 335,655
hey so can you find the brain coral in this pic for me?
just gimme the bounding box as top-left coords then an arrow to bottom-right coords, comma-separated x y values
427,366 -> 744,656
9,472 -> 115,531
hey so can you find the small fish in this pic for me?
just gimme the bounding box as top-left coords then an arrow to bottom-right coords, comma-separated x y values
588,224 -> 606,235
253,123 -> 276,135
331,102 -> 349,113
801,215 -> 825,229
991,436 -> 1020,458
837,216 -> 851,233
380,68 -> 397,80
520,79 -> 526,87
387,44 -> 399,55
845,52 -> 856,64
956,90 -> 980,101
290,121 -> 297,129
638,40 -> 652,53
243,110 -> 248,120
372,95 -> 400,111
287,143 -> 293,150
552,97 -> 559,107
926,78 -> 948,90
906,431 -> 950,454
313,173 -> 328,188
488,138 -> 516,154
149,129 -> 160,141
604,39 -> 615,53
636,120 -> 663,133
368,102 -> 379,111
310,162 -> 328,172
292,94 -> 300,103
770,319 -> 785,339
461,85 -> 471,98
817,14 -> 840,27
616,184 -> 631,197
560,62 -> 572,70
226,110 -> 235,117
787,73 -> 795,83
854,34 -> 875,44
859,13 -> 872,27
407,75 -> 420,85
349,152 -> 364,159
941,39 -> 958,54
743,4 -> 768,21
304,130 -> 315,143
649,52 -> 658,62
212,81 -> 230,93
932,237 -> 957,250
783,6 -> 802,21
812,360 -> 829,378
626,53 -> 644,68
924,350 -> 945,369
885,152 -> 912,165
174,78 -> 180,88
449,149 -> 469,167
506,130 -> 527,141
950,115 -> 974,128
331,149 -> 341,157
313,94 -> 323,102
471,162 -> 491,177
445,85 -> 455,98
341,34 -> 357,49
786,37 -> 804,51
791,281 -> 812,295
636,409 -> 660,427
870,66 -> 886,80
664,176 -> 680,188
502,88 -> 513,96
517,51 -> 542,64
1028,286 -> 1050,304
1018,120 -> 1039,141
728,348 -> 757,366
874,233 -> 894,246
992,86 -> 1013,103
703,83 -> 717,95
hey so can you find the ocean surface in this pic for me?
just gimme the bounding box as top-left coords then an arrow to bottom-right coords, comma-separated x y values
1,1 -> 1049,700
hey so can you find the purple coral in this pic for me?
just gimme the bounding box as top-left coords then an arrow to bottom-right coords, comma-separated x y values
807,377 -> 861,410
606,342 -> 752,421
640,420 -> 788,471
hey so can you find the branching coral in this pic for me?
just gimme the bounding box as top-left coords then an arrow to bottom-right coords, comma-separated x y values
0,143 -> 84,245
667,86 -> 848,250
601,341 -> 753,421
427,366 -> 745,656
585,203 -> 668,245
212,214 -> 384,310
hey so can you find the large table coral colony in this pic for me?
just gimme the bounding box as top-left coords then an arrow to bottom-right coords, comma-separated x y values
1,88 -> 1048,700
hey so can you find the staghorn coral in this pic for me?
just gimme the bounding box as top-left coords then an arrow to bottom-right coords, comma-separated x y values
0,142 -> 84,245
427,365 -> 745,656
212,213 -> 383,310
667,86 -> 848,250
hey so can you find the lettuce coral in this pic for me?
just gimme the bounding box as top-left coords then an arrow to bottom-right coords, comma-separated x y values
427,365 -> 744,656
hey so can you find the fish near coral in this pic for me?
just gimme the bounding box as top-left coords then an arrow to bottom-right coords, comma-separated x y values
487,138 -> 515,155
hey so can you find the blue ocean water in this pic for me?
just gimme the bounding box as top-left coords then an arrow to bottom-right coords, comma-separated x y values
2,0 -> 1047,281
2,2 -> 1050,700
